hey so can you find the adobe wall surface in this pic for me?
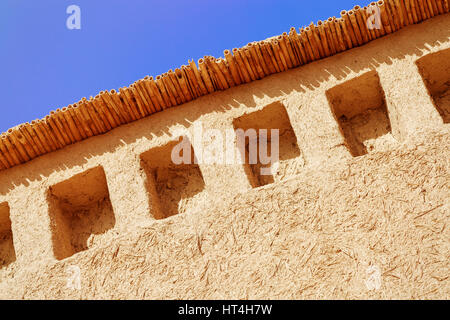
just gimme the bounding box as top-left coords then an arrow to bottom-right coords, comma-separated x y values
0,14 -> 448,299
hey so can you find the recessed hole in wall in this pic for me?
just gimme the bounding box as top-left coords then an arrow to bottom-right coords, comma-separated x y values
416,48 -> 450,123
47,166 -> 116,260
326,71 -> 395,157
0,202 -> 15,269
233,101 -> 302,188
140,137 -> 206,220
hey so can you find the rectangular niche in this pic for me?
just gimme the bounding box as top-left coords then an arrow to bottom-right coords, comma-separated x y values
0,202 -> 16,269
326,71 -> 395,157
233,101 -> 302,188
47,166 -> 116,260
416,48 -> 450,123
140,137 -> 206,220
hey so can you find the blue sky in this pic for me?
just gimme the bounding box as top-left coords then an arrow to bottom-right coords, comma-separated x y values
0,0 -> 367,132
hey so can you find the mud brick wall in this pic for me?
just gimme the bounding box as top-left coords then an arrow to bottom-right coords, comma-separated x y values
0,14 -> 448,298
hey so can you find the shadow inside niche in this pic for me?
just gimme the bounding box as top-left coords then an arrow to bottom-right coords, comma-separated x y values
416,47 -> 450,123
47,166 -> 116,260
233,101 -> 302,187
326,71 -> 393,157
140,137 -> 206,220
0,202 -> 16,269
